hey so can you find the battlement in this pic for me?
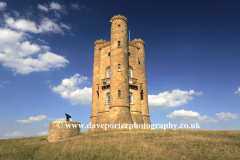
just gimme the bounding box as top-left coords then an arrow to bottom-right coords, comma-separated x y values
94,39 -> 107,46
110,14 -> 128,24
102,41 -> 111,48
132,39 -> 145,46
128,41 -> 140,50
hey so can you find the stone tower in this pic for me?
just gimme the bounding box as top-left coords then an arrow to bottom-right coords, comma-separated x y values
89,15 -> 150,131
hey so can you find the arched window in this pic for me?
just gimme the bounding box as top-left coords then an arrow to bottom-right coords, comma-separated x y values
106,92 -> 110,104
118,90 -> 121,98
128,68 -> 132,78
118,41 -> 120,47
128,52 -> 131,56
129,92 -> 133,104
107,68 -> 110,78
108,52 -> 111,56
118,64 -> 121,70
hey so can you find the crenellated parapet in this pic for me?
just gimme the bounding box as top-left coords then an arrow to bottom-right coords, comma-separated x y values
110,14 -> 128,24
94,39 -> 107,47
102,41 -> 111,49
128,41 -> 140,50
132,39 -> 145,47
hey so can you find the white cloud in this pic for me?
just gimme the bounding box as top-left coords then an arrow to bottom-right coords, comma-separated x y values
39,17 -> 63,33
0,51 -> 69,75
55,118 -> 65,121
2,81 -> 10,83
80,5 -> 90,10
166,109 -> 217,124
0,27 -> 69,75
50,73 -> 92,105
0,4 -> 70,75
55,118 -> 72,121
50,2 -> 61,10
4,131 -> 24,137
19,41 -> 41,57
37,38 -> 48,44
0,2 -> 6,11
13,11 -> 20,17
60,23 -> 71,30
5,16 -> 39,33
38,131 -> 48,135
44,123 -> 48,127
38,4 -> 48,12
148,89 -> 202,111
0,84 -> 3,88
0,28 -> 24,46
5,16 -> 65,34
234,87 -> 240,95
205,118 -> 218,123
54,11 -> 61,18
41,45 -> 50,51
71,3 -> 79,10
15,115 -> 49,124
216,112 -> 239,122
38,2 -> 66,18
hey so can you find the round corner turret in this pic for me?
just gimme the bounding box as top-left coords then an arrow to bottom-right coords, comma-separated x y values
132,39 -> 145,46
110,14 -> 128,25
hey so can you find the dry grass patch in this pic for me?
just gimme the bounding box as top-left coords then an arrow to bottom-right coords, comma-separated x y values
0,129 -> 239,159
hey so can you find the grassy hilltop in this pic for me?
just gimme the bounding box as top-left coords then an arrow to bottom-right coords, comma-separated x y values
0,129 -> 239,159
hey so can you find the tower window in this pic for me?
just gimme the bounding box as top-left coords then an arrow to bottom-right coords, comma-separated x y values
97,86 -> 99,99
129,92 -> 133,104
141,91 -> 143,100
128,68 -> 132,78
108,52 -> 111,56
139,61 -> 140,64
118,41 -> 120,47
118,90 -> 121,98
118,24 -> 120,26
107,68 -> 110,78
106,92 -> 110,104
128,52 -> 131,56
118,64 -> 121,70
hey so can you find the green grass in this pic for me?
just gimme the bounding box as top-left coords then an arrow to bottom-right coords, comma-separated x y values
0,129 -> 240,159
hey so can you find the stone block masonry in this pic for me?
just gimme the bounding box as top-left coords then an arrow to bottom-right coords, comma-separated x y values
48,121 -> 80,142
89,15 -> 151,131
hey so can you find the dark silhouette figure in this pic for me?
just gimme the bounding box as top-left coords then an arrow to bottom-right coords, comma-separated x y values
65,113 -> 71,121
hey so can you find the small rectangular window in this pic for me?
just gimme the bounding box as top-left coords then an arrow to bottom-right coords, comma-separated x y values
141,91 -> 143,100
128,69 -> 132,78
118,90 -> 121,98
118,41 -> 120,47
129,93 -> 133,104
106,93 -> 110,104
118,64 -> 120,70
107,68 -> 110,78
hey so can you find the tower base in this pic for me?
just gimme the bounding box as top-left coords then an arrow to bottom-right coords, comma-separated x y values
107,106 -> 133,130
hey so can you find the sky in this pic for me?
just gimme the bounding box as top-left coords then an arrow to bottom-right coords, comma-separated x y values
0,0 -> 240,139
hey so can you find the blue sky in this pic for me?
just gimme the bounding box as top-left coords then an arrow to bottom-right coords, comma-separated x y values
0,0 -> 240,139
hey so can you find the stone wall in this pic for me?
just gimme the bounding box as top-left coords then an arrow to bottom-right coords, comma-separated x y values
48,121 -> 80,142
